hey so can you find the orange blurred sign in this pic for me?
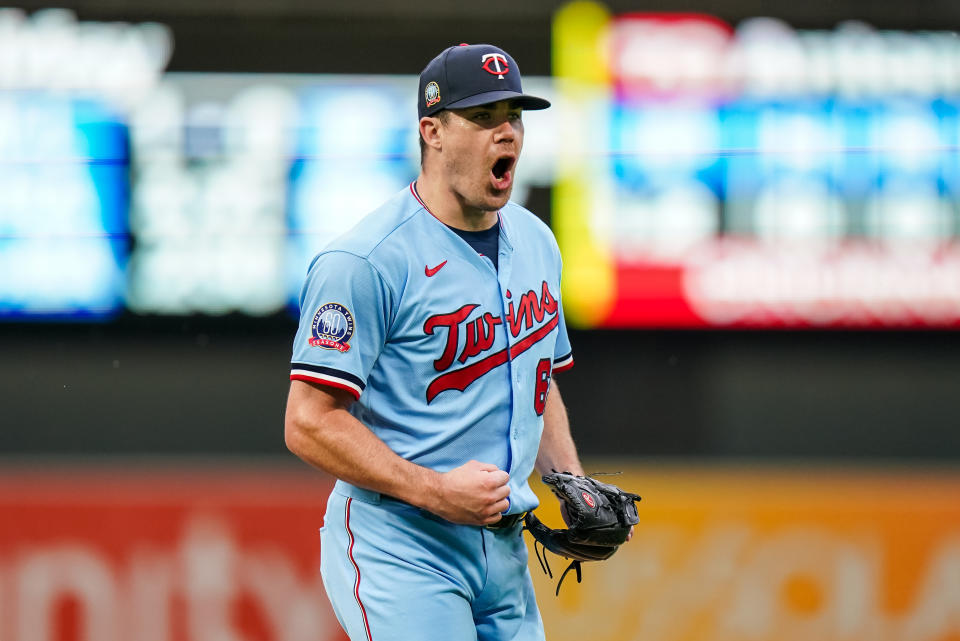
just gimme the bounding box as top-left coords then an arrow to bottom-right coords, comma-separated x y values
530,466 -> 960,641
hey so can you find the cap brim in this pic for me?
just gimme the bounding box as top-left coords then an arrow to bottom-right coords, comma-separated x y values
444,90 -> 551,111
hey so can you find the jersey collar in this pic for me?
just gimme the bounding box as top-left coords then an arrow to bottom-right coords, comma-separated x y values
409,181 -> 513,250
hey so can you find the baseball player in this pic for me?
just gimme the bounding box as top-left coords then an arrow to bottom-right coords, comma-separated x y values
285,43 -> 581,641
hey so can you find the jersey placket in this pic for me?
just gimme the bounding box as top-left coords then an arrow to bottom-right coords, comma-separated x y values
494,221 -> 519,479
432,208 -> 522,485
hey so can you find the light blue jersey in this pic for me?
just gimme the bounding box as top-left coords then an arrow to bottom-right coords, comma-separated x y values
291,182 -> 573,513
295,182 -> 570,641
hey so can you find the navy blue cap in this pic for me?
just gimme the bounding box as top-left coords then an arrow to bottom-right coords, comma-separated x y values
418,43 -> 550,119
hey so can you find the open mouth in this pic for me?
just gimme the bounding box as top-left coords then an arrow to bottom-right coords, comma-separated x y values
491,156 -> 516,184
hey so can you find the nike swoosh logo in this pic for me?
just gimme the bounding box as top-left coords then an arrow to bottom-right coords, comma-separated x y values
425,260 -> 447,277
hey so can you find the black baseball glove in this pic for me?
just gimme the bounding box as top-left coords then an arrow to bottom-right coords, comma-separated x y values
524,471 -> 641,595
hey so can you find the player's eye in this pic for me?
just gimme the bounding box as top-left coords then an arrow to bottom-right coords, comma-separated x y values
472,111 -> 490,120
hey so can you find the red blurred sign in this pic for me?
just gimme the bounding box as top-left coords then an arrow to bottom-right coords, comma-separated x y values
610,13 -> 734,98
601,241 -> 960,328
0,467 -> 346,641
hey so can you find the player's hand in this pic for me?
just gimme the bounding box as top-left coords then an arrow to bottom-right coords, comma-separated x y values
429,460 -> 511,526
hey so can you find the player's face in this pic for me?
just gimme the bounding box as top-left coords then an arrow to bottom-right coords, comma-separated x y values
441,100 -> 524,213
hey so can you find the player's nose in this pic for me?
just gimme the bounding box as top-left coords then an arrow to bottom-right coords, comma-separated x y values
492,118 -> 515,143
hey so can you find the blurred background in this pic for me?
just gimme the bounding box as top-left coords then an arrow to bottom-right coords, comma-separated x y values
1,1 -> 959,640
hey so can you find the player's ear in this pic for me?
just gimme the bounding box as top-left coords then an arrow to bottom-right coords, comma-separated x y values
419,116 -> 443,153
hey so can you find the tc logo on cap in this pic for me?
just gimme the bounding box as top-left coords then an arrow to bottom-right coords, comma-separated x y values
425,81 -> 441,107
481,53 -> 509,79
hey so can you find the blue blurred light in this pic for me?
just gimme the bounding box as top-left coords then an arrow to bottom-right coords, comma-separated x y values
0,95 -> 129,319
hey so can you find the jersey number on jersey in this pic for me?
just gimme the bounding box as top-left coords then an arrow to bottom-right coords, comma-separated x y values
534,358 -> 552,416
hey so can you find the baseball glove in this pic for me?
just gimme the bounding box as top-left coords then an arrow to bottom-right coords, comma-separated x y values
524,471 -> 641,595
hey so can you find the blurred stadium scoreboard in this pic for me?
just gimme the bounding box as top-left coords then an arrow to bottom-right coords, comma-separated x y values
2,8 -> 960,328
553,4 -> 960,328
0,95 -> 128,317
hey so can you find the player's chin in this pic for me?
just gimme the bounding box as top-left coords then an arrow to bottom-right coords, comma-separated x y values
483,184 -> 513,209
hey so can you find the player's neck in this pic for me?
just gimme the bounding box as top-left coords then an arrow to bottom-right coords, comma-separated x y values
414,174 -> 498,232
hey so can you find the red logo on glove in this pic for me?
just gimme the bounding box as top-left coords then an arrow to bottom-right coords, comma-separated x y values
582,491 -> 596,508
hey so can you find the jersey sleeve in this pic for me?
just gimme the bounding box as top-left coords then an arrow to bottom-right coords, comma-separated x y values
290,250 -> 394,399
552,292 -> 574,373
552,251 -> 574,373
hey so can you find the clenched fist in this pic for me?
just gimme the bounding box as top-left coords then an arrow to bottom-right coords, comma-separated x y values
425,460 -> 511,526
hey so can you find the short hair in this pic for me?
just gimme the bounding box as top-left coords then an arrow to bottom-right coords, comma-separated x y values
419,110 -> 450,167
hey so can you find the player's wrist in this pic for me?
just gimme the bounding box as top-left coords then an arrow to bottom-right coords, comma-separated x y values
400,466 -> 443,513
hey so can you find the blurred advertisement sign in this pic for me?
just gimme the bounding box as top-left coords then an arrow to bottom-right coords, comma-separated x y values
0,469 -> 346,641
553,2 -> 960,328
0,8 -> 171,105
609,13 -> 733,97
1,466 -> 958,641
532,466 -> 960,641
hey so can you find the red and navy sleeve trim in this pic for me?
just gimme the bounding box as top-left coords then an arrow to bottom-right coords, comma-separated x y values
553,352 -> 574,373
290,363 -> 365,400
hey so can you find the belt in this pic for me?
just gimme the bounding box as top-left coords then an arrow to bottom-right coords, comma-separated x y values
485,512 -> 526,531
334,482 -> 527,531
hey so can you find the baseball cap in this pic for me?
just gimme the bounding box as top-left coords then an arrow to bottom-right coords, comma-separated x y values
418,43 -> 551,119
